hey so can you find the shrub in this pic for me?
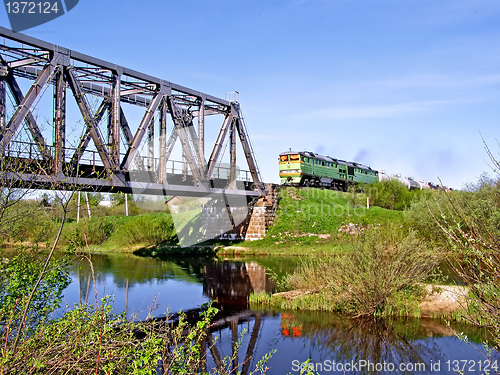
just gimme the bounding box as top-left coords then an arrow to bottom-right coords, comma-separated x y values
430,176 -> 500,335
110,213 -> 176,247
1,295 -> 272,374
406,176 -> 500,251
0,249 -> 71,332
366,179 -> 420,211
63,216 -> 116,248
62,213 -> 177,251
284,226 -> 439,316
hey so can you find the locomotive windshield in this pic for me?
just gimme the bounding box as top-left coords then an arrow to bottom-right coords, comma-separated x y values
290,154 -> 300,161
280,155 -> 288,162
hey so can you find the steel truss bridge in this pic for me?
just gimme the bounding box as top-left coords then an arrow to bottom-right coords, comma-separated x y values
0,27 -> 263,198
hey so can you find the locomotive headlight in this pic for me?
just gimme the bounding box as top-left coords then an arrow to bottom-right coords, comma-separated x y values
280,169 -> 301,174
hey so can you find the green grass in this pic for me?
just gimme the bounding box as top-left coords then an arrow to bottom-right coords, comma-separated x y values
62,212 -> 177,252
239,187 -> 405,255
249,291 -> 342,312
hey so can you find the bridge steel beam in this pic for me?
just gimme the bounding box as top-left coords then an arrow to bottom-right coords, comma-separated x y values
158,98 -> 168,183
53,67 -> 66,174
0,171 -> 259,198
229,121 -> 236,190
69,99 -> 110,167
109,70 -> 122,168
119,105 -> 144,171
0,69 -> 5,133
167,96 -> 208,188
65,68 -> 115,171
0,26 -> 263,198
120,87 -> 166,171
0,56 -> 54,161
207,113 -> 232,179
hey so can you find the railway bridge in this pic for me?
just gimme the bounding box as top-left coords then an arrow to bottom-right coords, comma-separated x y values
0,27 -> 277,241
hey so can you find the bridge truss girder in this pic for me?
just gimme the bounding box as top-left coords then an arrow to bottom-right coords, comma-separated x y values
0,27 -> 263,198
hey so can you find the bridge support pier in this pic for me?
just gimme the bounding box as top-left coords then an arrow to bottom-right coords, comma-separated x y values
201,183 -> 279,242
244,184 -> 279,241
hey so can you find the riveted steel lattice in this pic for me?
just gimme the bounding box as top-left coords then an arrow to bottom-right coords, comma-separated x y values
0,27 -> 263,198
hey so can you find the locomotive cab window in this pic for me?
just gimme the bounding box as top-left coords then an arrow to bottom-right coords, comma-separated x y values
290,154 -> 300,161
280,155 -> 288,162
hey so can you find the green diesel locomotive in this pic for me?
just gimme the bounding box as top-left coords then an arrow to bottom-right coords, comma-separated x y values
279,150 -> 378,190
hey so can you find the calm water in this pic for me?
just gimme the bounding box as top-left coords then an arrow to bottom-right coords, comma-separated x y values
51,253 -> 499,374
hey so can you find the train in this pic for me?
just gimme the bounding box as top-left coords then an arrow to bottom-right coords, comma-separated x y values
278,150 -> 378,191
278,150 -> 433,191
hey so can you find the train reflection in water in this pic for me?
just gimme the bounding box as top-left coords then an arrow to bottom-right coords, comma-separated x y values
68,254 -> 498,375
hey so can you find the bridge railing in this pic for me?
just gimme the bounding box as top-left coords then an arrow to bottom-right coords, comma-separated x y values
3,140 -> 254,183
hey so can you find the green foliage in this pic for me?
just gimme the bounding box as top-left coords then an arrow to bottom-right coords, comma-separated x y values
0,199 -> 57,245
0,249 -> 71,331
63,212 -> 177,251
281,226 -> 439,316
64,216 -> 115,249
255,187 -> 404,251
365,179 -> 422,211
428,173 -> 500,347
250,291 -> 341,312
1,297 -> 273,374
112,213 -> 176,247
406,175 -> 500,251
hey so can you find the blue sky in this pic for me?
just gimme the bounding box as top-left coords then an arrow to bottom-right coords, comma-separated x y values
1,0 -> 500,188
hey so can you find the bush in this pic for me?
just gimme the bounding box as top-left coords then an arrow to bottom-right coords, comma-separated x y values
366,179 -> 420,210
63,216 -> 116,248
62,213 -> 177,251
430,175 -> 500,335
0,249 -> 71,331
406,176 -> 500,251
1,292 -> 272,374
284,226 -> 439,316
110,213 -> 176,247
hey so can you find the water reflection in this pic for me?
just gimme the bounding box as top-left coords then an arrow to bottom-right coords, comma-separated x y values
273,310 -> 497,374
61,253 -> 209,317
66,254 -> 277,317
203,261 -> 275,307
52,253 -> 499,374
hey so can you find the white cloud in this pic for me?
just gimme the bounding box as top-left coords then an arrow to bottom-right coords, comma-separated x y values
378,73 -> 500,91
292,100 -> 451,120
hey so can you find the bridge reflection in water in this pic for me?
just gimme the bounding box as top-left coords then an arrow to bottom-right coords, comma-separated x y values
203,261 -> 275,307
73,256 -> 277,374
201,261 -> 276,374
70,255 -> 497,375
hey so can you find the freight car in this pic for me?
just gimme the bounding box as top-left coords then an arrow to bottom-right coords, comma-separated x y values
278,150 -> 378,191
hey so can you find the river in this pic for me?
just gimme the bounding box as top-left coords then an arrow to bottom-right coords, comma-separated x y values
55,252 -> 497,375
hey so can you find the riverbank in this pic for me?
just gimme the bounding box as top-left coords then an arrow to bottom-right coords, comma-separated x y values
3,187 -> 414,256
1,211 -> 177,253
136,187 -> 409,257
249,284 -> 469,320
242,187 -> 406,253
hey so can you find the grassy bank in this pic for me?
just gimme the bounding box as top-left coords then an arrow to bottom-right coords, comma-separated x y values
248,223 -> 447,318
218,187 -> 406,256
1,211 -> 178,253
62,212 -> 177,252
249,285 -> 468,321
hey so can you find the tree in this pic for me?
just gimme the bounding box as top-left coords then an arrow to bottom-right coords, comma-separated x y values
431,140 -> 500,348
0,160 -> 39,240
